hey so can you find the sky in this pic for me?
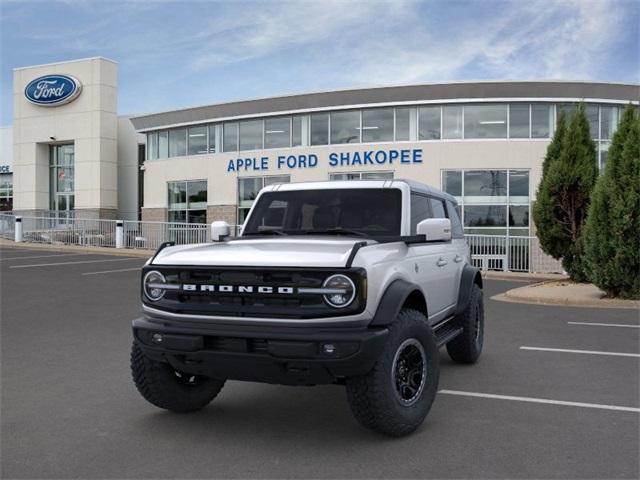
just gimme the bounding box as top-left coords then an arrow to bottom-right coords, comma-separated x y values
0,0 -> 638,126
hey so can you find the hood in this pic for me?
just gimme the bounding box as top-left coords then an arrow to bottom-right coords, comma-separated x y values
152,236 -> 369,268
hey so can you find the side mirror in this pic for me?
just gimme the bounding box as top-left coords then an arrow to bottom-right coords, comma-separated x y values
416,218 -> 452,242
211,221 -> 230,242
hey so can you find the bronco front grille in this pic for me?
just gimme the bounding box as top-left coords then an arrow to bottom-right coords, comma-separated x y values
141,266 -> 366,319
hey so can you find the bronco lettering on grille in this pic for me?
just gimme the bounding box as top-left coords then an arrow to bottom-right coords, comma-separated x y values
182,284 -> 295,294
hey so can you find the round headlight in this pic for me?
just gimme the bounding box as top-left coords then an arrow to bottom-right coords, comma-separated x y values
322,274 -> 356,308
143,270 -> 166,302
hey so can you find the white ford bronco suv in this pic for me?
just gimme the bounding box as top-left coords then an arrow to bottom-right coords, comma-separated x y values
131,180 -> 484,436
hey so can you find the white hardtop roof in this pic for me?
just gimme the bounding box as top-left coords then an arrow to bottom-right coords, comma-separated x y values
261,179 -> 456,203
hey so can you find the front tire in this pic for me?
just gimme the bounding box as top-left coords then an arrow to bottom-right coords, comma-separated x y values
447,283 -> 484,364
345,309 -> 439,436
131,342 -> 225,413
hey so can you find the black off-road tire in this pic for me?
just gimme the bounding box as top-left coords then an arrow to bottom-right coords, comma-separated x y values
447,283 -> 484,364
345,309 -> 439,436
131,342 -> 225,413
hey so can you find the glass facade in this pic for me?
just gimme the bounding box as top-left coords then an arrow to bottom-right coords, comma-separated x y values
167,180 -> 207,223
329,171 -> 394,180
0,173 -> 12,211
49,144 -> 75,218
143,103 -> 624,168
238,175 -> 290,223
442,169 -> 530,236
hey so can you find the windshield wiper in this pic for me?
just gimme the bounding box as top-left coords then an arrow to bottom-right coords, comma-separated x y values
244,229 -> 287,236
303,228 -> 370,238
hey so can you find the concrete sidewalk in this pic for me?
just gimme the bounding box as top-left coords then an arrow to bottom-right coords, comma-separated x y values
493,279 -> 640,310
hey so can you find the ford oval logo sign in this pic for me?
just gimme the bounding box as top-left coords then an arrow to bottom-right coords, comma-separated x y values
24,74 -> 82,106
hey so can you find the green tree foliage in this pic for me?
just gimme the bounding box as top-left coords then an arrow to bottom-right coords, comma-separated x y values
584,106 -> 640,298
533,105 -> 598,281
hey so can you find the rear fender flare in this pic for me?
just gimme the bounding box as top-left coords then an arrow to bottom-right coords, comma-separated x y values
455,265 -> 483,317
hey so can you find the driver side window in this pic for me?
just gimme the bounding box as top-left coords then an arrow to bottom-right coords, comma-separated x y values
410,193 -> 431,234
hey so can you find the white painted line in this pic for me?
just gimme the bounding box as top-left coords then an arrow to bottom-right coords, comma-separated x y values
520,346 -> 640,358
438,390 -> 640,413
10,258 -> 143,269
568,321 -> 640,329
82,267 -> 142,276
1,253 -> 88,261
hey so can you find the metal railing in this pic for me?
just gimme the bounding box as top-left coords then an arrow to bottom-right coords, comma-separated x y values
466,234 -> 564,274
1,213 -> 563,274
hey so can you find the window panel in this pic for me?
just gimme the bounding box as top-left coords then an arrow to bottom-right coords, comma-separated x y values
464,104 -> 507,139
330,110 -> 360,144
419,106 -> 441,140
147,132 -> 158,160
264,117 -> 291,149
509,170 -> 529,201
395,107 -> 411,141
586,104 -> 599,139
464,205 -> 507,227
310,113 -> 329,145
443,170 -> 462,197
208,124 -> 217,153
410,194 -> 431,234
187,210 -> 207,224
158,131 -> 168,159
362,171 -> 394,180
264,175 -> 290,187
446,200 -> 464,238
362,108 -> 393,142
238,178 -> 262,207
600,106 -> 619,140
463,170 -> 507,203
531,104 -> 552,138
292,116 -> 303,146
187,180 -> 207,209
187,126 -> 207,155
429,198 -> 447,218
239,120 -> 263,150
442,106 -> 463,139
223,122 -> 238,152
508,205 -> 529,227
168,210 -> 186,223
168,181 -> 187,209
169,128 -> 187,157
509,104 -> 529,138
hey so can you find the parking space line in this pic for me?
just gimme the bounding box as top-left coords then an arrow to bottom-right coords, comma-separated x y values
520,346 -> 640,358
438,390 -> 640,413
1,253 -> 88,261
10,258 -> 142,269
568,321 -> 640,329
82,267 -> 142,275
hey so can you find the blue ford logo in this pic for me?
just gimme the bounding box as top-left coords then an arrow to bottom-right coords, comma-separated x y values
24,74 -> 82,106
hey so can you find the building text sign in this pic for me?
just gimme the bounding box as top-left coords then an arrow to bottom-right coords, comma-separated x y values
226,148 -> 423,172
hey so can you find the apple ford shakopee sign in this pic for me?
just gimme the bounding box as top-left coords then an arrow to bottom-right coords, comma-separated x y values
24,74 -> 82,106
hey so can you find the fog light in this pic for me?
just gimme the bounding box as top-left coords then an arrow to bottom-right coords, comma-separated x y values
323,343 -> 336,355
152,333 -> 163,344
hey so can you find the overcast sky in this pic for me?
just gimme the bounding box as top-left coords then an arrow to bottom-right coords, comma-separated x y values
1,0 -> 638,125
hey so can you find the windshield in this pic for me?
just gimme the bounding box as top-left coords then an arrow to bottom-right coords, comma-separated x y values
243,188 -> 402,237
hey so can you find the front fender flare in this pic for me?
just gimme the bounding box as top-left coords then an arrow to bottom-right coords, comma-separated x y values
370,279 -> 424,326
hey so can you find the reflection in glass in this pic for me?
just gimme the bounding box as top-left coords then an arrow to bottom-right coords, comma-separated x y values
239,120 -> 263,150
419,106 -> 440,140
208,124 -> 217,153
187,126 -> 207,155
464,104 -> 507,139
600,106 -> 619,140
158,131 -> 168,159
509,206 -> 529,227
395,108 -> 411,141
442,106 -> 463,139
508,170 -> 529,201
310,113 -> 329,145
169,129 -> 187,157
265,117 -> 291,149
531,104 -> 552,138
187,180 -> 207,209
464,205 -> 507,227
330,111 -> 360,144
443,170 -> 462,197
463,170 -> 507,203
509,104 -> 529,138
147,132 -> 158,160
292,116 -> 303,146
362,108 -> 393,142
223,122 -> 238,152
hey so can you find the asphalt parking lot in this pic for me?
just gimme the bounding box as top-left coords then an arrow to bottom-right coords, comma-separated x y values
1,244 -> 638,479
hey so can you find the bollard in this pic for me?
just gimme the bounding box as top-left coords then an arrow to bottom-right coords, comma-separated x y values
116,220 -> 124,248
15,216 -> 23,243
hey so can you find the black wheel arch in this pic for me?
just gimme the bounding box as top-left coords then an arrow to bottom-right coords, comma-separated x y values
370,279 -> 428,326
455,265 -> 483,317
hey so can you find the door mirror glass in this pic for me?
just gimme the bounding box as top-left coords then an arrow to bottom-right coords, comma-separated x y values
416,218 -> 452,242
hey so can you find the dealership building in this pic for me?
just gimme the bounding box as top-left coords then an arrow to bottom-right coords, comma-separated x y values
5,57 -> 638,238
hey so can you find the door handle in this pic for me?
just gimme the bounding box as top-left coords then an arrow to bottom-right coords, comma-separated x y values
436,257 -> 448,267
454,255 -> 463,263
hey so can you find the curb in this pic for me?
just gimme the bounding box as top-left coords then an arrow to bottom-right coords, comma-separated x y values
482,271 -> 568,282
0,238 -> 153,258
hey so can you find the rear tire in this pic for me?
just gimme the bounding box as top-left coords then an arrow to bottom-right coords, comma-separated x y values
345,309 -> 439,436
131,342 -> 225,413
447,283 -> 484,364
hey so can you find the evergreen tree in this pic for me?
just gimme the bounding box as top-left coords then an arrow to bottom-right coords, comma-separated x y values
584,106 -> 640,298
533,104 -> 598,281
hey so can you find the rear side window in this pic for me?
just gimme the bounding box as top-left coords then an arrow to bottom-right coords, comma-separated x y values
446,199 -> 464,238
410,194 -> 431,234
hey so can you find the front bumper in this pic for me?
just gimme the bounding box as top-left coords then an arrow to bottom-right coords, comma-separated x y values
132,316 -> 388,385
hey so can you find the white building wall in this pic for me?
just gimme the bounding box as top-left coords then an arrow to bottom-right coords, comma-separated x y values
12,57 -> 118,217
117,116 -> 144,220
